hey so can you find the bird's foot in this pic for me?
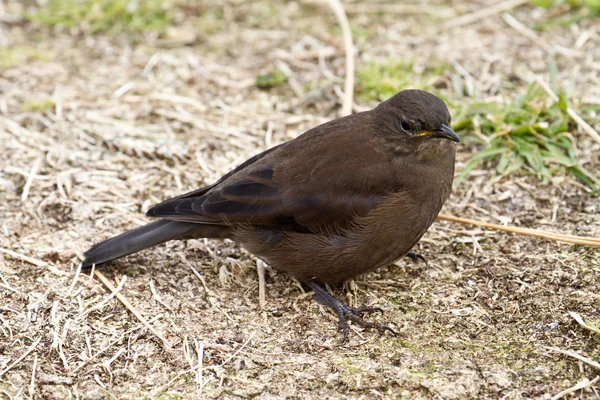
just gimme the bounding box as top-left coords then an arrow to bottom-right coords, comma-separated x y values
405,251 -> 426,264
305,281 -> 397,343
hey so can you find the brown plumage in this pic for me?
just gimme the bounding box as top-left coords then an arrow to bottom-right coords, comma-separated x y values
82,89 -> 460,341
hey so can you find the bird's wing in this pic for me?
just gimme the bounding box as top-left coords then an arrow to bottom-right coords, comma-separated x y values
147,114 -> 398,233
147,165 -> 282,225
147,163 -> 393,232
148,143 -> 285,208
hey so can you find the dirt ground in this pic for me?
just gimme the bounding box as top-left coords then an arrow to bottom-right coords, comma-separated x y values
2,0 -> 600,398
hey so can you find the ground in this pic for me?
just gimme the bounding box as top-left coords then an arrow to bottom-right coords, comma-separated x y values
1,0 -> 600,398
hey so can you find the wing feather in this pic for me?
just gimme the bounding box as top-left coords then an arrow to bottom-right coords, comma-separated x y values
146,113 -> 398,233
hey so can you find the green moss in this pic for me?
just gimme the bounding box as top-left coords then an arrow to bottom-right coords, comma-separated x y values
242,2 -> 281,29
350,21 -> 376,39
159,395 -> 184,400
0,46 -> 50,68
530,0 -> 600,11
356,59 -> 415,101
355,58 -> 449,101
195,10 -> 225,38
408,362 -> 438,375
25,0 -> 180,34
396,339 -> 415,348
335,357 -> 369,375
256,68 -> 288,89
529,0 -> 600,29
21,99 -> 55,113
329,21 -> 376,39
148,394 -> 186,400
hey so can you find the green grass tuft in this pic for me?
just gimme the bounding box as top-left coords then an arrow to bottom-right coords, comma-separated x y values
0,46 -> 50,68
21,99 -> 55,113
25,0 -> 180,34
256,68 -> 288,89
529,0 -> 600,29
356,59 -> 416,101
195,9 -> 225,38
530,0 -> 600,11
356,59 -> 449,101
453,83 -> 600,190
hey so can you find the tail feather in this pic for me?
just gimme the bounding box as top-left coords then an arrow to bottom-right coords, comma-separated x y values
81,220 -> 205,268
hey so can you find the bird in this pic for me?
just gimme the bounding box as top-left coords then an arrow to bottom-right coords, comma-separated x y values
81,89 -> 460,342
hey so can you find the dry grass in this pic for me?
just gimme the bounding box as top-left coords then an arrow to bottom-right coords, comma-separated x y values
1,0 -> 600,398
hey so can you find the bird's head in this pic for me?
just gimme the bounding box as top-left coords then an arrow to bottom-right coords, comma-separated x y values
376,89 -> 460,146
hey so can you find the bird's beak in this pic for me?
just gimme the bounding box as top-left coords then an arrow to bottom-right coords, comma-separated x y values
432,124 -> 461,143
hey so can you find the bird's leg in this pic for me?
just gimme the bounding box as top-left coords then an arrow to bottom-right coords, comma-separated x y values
304,281 -> 396,343
405,251 -> 426,264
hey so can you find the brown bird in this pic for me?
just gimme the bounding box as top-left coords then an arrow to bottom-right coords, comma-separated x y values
81,89 -> 460,341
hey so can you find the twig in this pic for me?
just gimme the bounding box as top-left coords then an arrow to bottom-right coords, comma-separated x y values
195,339 -> 204,388
80,275 -> 127,317
0,337 -> 42,378
437,214 -> 600,247
112,81 -> 135,98
551,376 -> 599,400
93,269 -> 171,348
71,314 -> 164,374
29,353 -> 38,398
182,256 -> 217,298
502,13 -> 583,58
66,261 -> 82,297
215,331 -> 255,369
533,75 -> 600,144
103,347 -> 125,371
21,157 -> 42,202
256,259 -> 267,308
149,280 -> 174,312
0,248 -> 48,268
150,331 -> 255,397
543,346 -> 600,371
326,0 -> 354,116
182,257 -> 235,321
442,0 -> 528,29
0,270 -> 19,294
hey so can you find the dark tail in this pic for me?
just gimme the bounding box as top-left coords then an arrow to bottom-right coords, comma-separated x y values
81,220 -> 230,268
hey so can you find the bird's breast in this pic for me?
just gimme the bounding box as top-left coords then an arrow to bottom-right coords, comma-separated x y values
351,187 -> 445,269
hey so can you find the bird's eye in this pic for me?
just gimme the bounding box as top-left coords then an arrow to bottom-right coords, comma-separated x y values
400,119 -> 411,131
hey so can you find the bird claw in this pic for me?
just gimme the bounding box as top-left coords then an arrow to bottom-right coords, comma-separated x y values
405,251 -> 427,264
305,281 -> 396,343
339,306 -> 397,343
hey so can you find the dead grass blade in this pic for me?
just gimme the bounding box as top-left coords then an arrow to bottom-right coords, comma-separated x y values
0,337 -> 42,378
93,269 -> 171,348
442,0 -> 528,29
0,247 -> 48,267
256,259 -> 267,308
71,314 -> 164,374
21,157 -> 42,202
543,346 -> 600,371
437,214 -> 600,247
326,0 -> 354,116
344,3 -> 453,16
551,376 -> 599,400
534,75 -> 600,144
502,13 -> 583,57
569,311 -> 600,336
